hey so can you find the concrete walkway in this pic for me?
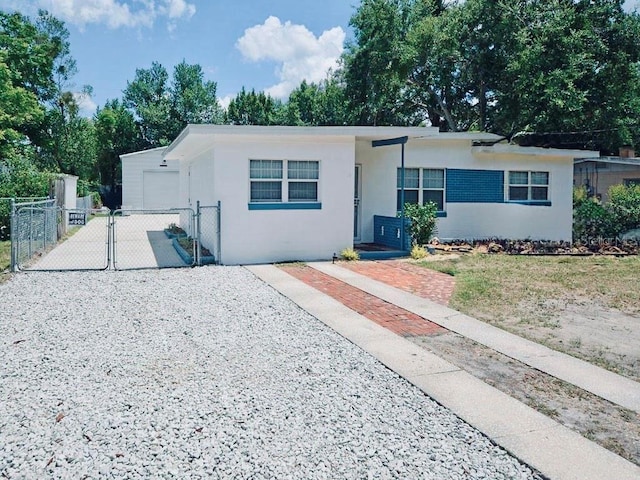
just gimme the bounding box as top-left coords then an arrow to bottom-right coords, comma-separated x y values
247,263 -> 640,480
27,213 -> 186,270
310,261 -> 640,414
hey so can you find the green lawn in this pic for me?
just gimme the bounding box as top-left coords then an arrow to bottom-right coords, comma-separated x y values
419,254 -> 640,319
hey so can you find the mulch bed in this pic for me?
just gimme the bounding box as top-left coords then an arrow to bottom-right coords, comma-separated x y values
429,239 -> 640,256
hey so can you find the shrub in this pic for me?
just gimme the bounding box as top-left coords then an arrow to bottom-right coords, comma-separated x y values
410,244 -> 427,259
401,202 -> 438,245
573,195 -> 613,242
607,184 -> 640,235
340,247 -> 360,261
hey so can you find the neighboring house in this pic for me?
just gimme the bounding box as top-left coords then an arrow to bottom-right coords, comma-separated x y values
160,125 -> 596,265
120,146 -> 180,209
574,150 -> 640,203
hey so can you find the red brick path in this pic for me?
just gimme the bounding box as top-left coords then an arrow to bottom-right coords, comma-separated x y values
340,260 -> 456,306
280,264 -> 447,337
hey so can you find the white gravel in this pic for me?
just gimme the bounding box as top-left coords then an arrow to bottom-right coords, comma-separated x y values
0,267 -> 543,479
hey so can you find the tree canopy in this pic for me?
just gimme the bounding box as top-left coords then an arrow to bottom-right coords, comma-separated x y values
2,1 -> 640,206
339,0 -> 640,152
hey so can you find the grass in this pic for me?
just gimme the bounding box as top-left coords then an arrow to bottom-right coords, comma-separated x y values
0,240 -> 11,284
417,254 -> 640,322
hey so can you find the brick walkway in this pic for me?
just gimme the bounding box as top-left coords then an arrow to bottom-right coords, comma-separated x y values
339,259 -> 456,306
280,264 -> 447,337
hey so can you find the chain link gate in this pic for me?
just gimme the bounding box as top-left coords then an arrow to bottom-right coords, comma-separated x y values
11,203 -> 221,271
111,208 -> 196,270
12,203 -> 110,271
195,202 -> 221,266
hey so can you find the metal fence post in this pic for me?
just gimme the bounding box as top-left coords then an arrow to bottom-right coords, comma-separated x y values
217,200 -> 221,265
10,199 -> 17,272
196,201 -> 202,266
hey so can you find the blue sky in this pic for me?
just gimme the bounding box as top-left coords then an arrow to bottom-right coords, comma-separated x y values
0,0 -> 358,115
1,0 -> 639,116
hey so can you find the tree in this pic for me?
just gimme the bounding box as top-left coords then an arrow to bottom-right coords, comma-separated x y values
283,77 -> 350,126
94,100 -> 141,191
0,52 -> 44,161
341,0 -> 640,150
342,0 -> 415,125
123,62 -> 173,147
170,61 -> 223,126
225,88 -> 282,125
124,60 -> 223,146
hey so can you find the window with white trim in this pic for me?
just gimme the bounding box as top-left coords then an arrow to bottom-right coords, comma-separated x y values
250,160 -> 283,202
250,159 -> 319,203
397,168 -> 445,211
508,171 -> 549,202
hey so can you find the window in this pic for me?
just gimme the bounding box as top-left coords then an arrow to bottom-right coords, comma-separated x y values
396,168 -> 420,208
250,159 -> 319,203
624,178 -> 640,187
508,171 -> 549,202
288,160 -> 319,202
397,168 -> 445,211
423,168 -> 445,210
250,160 -> 283,202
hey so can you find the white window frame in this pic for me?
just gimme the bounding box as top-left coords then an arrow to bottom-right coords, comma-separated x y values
250,159 -> 319,203
397,167 -> 446,211
506,170 -> 550,203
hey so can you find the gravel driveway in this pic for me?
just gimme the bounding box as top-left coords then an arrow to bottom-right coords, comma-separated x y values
0,267 -> 542,479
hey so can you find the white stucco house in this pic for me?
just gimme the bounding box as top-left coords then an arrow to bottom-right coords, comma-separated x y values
120,146 -> 180,209
154,125 -> 597,265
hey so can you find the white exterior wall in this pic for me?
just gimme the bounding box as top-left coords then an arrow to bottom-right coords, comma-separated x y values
203,135 -> 354,265
357,138 -> 574,242
121,148 -> 180,209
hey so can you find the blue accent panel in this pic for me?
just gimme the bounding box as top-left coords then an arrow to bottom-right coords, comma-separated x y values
436,211 -> 447,218
446,169 -> 504,203
508,201 -> 552,207
373,215 -> 411,250
248,202 -> 322,210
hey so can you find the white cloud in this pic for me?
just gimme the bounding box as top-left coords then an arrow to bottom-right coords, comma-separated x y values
218,94 -> 234,110
13,0 -> 196,30
74,91 -> 98,117
236,16 -> 345,99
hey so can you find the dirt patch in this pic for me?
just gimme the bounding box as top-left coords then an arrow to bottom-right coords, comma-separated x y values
409,331 -> 640,466
512,297 -> 640,381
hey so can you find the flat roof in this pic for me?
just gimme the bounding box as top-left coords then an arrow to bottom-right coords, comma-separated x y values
163,125 -> 505,160
574,156 -> 640,167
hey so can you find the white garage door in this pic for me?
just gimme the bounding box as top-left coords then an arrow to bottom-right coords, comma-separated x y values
143,171 -> 179,209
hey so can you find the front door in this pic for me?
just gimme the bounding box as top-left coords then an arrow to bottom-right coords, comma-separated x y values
354,164 -> 362,242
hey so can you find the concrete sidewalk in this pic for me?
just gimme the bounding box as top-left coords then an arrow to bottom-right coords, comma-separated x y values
247,264 -> 640,480
310,262 -> 640,414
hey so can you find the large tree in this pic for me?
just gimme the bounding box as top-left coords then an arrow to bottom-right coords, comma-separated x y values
94,99 -> 141,191
124,60 -> 222,147
283,78 -> 351,126
225,87 -> 282,125
341,0 -> 640,151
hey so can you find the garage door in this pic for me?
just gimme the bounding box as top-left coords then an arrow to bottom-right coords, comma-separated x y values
143,171 -> 179,209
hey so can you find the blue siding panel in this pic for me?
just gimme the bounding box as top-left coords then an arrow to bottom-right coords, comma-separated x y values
373,215 -> 411,250
446,169 -> 504,203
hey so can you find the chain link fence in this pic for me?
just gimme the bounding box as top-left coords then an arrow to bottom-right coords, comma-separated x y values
196,202 -> 221,266
11,199 -> 58,269
10,204 -> 221,271
14,206 -> 110,271
111,209 -> 195,270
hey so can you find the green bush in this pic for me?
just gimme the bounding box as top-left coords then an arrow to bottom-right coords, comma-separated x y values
573,193 -> 613,242
0,157 -> 53,240
607,184 -> 640,235
401,202 -> 438,246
